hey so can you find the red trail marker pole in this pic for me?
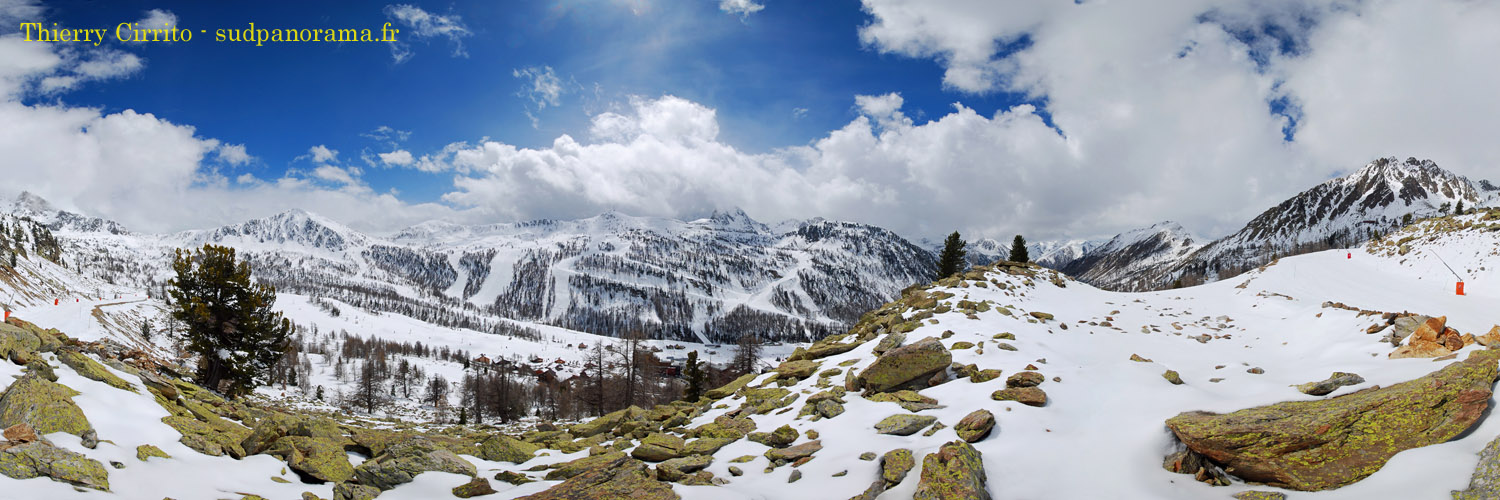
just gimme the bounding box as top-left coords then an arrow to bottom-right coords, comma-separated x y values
1457,282 -> 1466,296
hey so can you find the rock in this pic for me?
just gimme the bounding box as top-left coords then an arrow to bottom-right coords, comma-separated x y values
1474,326 -> 1500,347
3,423 -> 38,444
859,337 -> 953,393
657,454 -> 711,482
631,433 -> 685,462
728,465 -> 743,476
970,369 -> 1002,383
880,448 -> 914,484
991,387 -> 1047,407
859,452 -> 877,461
1029,311 -> 1054,321
1163,370 -> 1184,385
1294,372 -> 1365,396
815,399 -> 845,419
0,373 -> 92,437
875,415 -> 938,436
764,440 -> 821,462
495,470 -> 534,485
703,373 -> 757,400
1391,316 -> 1462,359
913,441 -> 990,500
56,350 -> 137,392
791,339 -> 861,361
480,434 -> 540,464
1162,448 -> 1230,486
1455,432 -> 1500,499
240,413 -> 300,456
332,482 -> 381,500
80,429 -> 98,449
994,343 -> 1018,352
0,441 -> 110,491
135,444 -> 170,461
547,451 -> 627,480
137,371 -> 180,400
1167,349 -> 1500,491
1006,371 -> 1044,388
24,360 -> 56,382
1129,354 -> 1152,362
452,476 -> 496,498
874,332 -> 906,355
352,436 -> 476,490
1247,367 -> 1265,374
682,437 -> 734,457
950,341 -> 975,350
266,436 -> 355,483
788,469 -> 802,482
571,407 -> 638,438
1232,492 -> 1287,500
954,410 -> 995,443
775,360 -> 820,380
518,456 -> 677,500
866,390 -> 943,412
747,425 -> 797,448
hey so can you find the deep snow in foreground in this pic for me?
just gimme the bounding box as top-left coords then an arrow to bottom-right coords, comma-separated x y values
2,213 -> 1499,499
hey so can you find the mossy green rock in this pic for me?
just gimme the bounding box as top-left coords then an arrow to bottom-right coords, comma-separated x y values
267,435 -> 355,483
970,369 -> 1003,383
1167,349 -> 1500,491
495,470 -> 534,485
703,373 -> 757,400
913,440 -> 989,500
859,337 -> 952,393
631,433 -> 685,462
240,412 -> 301,455
950,341 -> 975,350
56,350 -> 137,392
991,387 -> 1047,407
571,407 -> 643,438
352,436 -> 476,490
875,414 -> 938,436
518,456 -> 677,500
546,450 -> 627,480
873,332 -> 906,355
0,373 -> 93,437
135,444 -> 171,462
1163,370 -> 1184,385
332,482 -> 381,500
1231,492 -> 1287,500
775,360 -> 820,380
682,437 -> 734,456
955,410 -> 995,443
764,440 -> 821,462
741,387 -> 796,414
791,340 -> 860,361
452,476 -> 497,498
748,424 -> 798,448
0,441 -> 110,491
881,448 -> 914,484
1455,432 -> 1500,499
656,454 -> 712,482
479,434 -> 540,464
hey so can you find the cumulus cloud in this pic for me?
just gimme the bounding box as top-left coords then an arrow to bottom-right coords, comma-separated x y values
306,145 -> 339,164
719,0 -> 765,17
378,149 -> 414,166
216,143 -> 252,166
383,4 -> 472,63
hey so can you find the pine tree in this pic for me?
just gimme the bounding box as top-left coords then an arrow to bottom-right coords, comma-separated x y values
1402,213 -> 1413,225
936,231 -> 967,277
683,350 -> 706,402
168,244 -> 292,398
1009,235 -> 1029,263
1456,200 -> 1466,215
140,320 -> 152,342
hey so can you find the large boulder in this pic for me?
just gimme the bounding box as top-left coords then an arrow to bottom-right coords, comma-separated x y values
764,440 -> 821,463
0,373 -> 93,437
991,387 -> 1047,407
955,410 -> 995,443
1389,316 -> 1464,359
479,434 -> 540,464
352,436 -> 476,490
56,350 -> 137,392
266,435 -> 355,483
0,441 -> 110,491
880,448 -> 914,484
547,451 -> 627,481
630,433 -> 685,462
1167,349 -> 1500,491
656,454 -> 712,482
519,456 -> 678,500
703,373 -> 757,400
913,440 -> 991,500
859,337 -> 952,393
774,360 -> 820,380
682,437 -> 734,456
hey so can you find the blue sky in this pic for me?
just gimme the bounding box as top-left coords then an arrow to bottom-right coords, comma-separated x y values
32,0 -> 1034,204
3,0 -> 1499,242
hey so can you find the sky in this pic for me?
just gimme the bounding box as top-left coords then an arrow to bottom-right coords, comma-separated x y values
2,0 -> 1499,244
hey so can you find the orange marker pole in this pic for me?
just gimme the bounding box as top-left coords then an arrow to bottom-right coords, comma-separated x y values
1457,282 -> 1466,296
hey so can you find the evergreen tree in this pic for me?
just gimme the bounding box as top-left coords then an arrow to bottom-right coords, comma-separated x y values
1441,202 -> 1452,214
683,350 -> 706,402
1402,213 -> 1413,225
1456,200 -> 1466,215
167,244 -> 292,398
936,231 -> 967,277
1009,234 -> 1029,263
140,320 -> 152,342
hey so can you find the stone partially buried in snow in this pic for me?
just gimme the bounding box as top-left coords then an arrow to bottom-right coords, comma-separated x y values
875,414 -> 938,436
1455,432 -> 1500,499
0,441 -> 111,491
479,434 -> 540,464
1294,372 -> 1365,396
0,373 -> 93,437
1166,349 -> 1500,491
352,436 -> 476,490
991,387 -> 1047,407
859,337 -> 952,393
518,455 -> 678,500
955,410 -> 995,443
913,440 -> 991,500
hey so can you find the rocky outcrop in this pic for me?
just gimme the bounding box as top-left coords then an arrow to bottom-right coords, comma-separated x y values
352,436 -> 476,490
56,349 -> 137,392
1294,372 -> 1365,396
991,387 -> 1047,407
857,337 -> 952,393
519,456 -> 678,500
955,410 -> 995,443
1455,433 -> 1500,499
1167,349 -> 1500,491
0,373 -> 93,437
913,440 -> 991,500
267,436 -> 354,483
1389,316 -> 1471,359
0,440 -> 110,491
774,360 -> 820,380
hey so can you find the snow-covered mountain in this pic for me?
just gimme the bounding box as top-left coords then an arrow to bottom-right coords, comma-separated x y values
1061,157 -> 1494,290
8,200 -> 936,344
1029,238 -> 1106,269
1056,221 -> 1204,290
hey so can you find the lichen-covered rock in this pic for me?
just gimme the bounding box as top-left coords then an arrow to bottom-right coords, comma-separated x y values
1294,372 -> 1365,396
240,412 -> 301,456
479,434 -> 540,464
859,337 -> 952,393
748,425 -> 798,448
332,482 -> 381,500
519,456 -> 678,500
352,436 -> 476,490
991,387 -> 1047,407
1162,448 -> 1230,486
682,437 -> 733,457
495,470 -> 534,485
764,440 -> 821,462
631,433 -> 685,462
703,373 -> 757,400
1167,349 -> 1500,491
24,360 -> 55,382
955,410 -> 995,443
0,373 -> 93,437
913,440 -> 990,500
547,451 -> 627,480
135,444 -> 171,462
1231,492 -> 1287,500
881,448 -> 914,484
1455,432 -> 1500,499
775,360 -> 820,380
866,389 -> 942,412
0,441 -> 110,491
1005,371 -> 1044,388
970,369 -> 1003,383
874,332 -> 906,356
875,415 -> 937,436
571,406 -> 642,438
266,436 -> 355,483
1129,354 -> 1152,362
56,350 -> 137,392
657,454 -> 712,482
452,476 -> 497,498
1163,370 -> 1184,385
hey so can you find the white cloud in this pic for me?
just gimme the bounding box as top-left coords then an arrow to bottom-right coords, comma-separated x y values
121,9 -> 179,43
307,145 -> 339,164
216,143 -> 251,166
792,107 -> 808,120
720,0 -> 765,17
383,4 -> 472,63
379,149 -> 414,166
514,66 -> 565,109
